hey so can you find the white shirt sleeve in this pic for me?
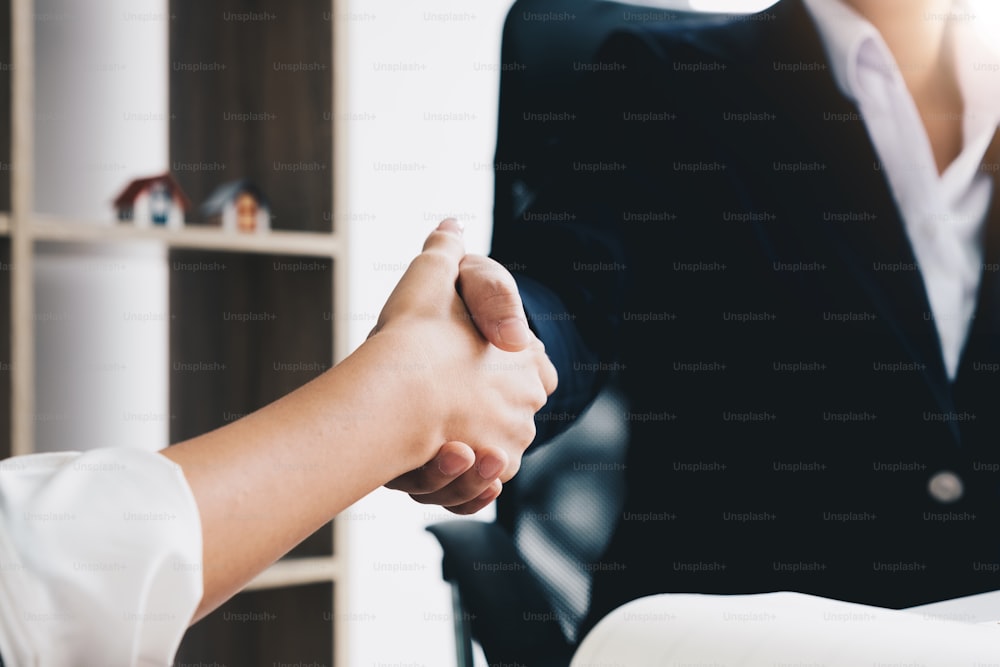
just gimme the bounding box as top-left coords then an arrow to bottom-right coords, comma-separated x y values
0,447 -> 203,666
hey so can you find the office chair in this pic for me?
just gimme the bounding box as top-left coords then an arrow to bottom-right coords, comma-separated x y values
427,3 -> 725,665
427,386 -> 629,667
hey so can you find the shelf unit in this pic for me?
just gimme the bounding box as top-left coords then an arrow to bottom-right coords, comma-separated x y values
3,0 -> 352,663
30,216 -> 343,256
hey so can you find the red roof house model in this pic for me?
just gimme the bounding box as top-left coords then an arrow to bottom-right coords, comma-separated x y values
113,173 -> 193,228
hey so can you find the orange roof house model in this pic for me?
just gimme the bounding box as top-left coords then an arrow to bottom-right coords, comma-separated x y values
199,179 -> 271,234
113,173 -> 192,230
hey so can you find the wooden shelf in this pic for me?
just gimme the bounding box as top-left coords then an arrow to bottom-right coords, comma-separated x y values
4,0 -> 348,662
29,215 -> 342,257
244,556 -> 343,592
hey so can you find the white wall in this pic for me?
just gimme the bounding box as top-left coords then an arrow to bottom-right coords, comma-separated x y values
338,2 -> 786,664
33,0 -> 169,453
341,1 -> 512,665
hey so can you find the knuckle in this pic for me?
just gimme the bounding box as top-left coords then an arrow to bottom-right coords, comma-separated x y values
544,367 -> 558,395
479,279 -> 520,311
412,249 -> 453,275
519,418 -> 537,448
530,385 -> 549,412
462,273 -> 519,313
411,492 -> 437,505
408,483 -> 437,498
424,230 -> 465,255
501,458 -> 522,483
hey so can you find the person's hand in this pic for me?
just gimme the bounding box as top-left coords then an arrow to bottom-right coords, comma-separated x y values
369,219 -> 556,514
456,253 -> 535,352
383,227 -> 550,513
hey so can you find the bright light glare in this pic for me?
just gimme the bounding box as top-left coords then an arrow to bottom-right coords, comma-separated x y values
623,0 -> 779,14
688,0 -> 780,14
967,0 -> 1000,49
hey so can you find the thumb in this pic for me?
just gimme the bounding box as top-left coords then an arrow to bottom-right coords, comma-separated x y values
457,254 -> 533,352
373,218 -> 467,329
420,217 -> 466,258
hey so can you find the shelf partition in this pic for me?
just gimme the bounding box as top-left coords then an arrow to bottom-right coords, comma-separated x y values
29,216 -> 343,257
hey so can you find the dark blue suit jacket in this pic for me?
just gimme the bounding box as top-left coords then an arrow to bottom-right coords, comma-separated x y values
490,0 -> 1000,637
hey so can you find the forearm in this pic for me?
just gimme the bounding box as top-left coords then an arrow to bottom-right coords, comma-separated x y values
161,332 -> 432,622
164,217 -> 555,587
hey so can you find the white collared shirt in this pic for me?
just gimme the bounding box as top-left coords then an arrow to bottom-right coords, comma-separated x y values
801,0 -> 1000,379
0,448 -> 203,665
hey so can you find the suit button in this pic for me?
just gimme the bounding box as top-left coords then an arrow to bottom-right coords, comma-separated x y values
928,470 -> 963,504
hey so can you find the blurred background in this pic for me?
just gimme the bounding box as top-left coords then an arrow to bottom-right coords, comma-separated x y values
4,0 -> 515,664
0,0 -> 780,665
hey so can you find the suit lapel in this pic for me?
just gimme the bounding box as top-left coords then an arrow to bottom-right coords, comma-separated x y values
721,0 -> 960,430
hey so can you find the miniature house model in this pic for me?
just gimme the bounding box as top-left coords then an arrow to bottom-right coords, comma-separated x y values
113,173 -> 191,230
200,180 -> 271,233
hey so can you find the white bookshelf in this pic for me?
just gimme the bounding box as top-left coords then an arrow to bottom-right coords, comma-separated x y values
30,216 -> 344,257
5,0 -> 352,663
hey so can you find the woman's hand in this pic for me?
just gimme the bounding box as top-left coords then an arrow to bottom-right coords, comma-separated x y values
367,219 -> 557,512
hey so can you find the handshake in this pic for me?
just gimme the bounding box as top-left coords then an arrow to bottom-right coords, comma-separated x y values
0,217 -> 558,663
366,217 -> 558,514
158,216 -> 557,622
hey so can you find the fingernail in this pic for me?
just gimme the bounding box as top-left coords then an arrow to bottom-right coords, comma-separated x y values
476,455 -> 505,480
497,319 -> 531,347
437,451 -> 469,476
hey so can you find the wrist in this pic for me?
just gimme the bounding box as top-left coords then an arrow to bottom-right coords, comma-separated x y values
340,329 -> 446,474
